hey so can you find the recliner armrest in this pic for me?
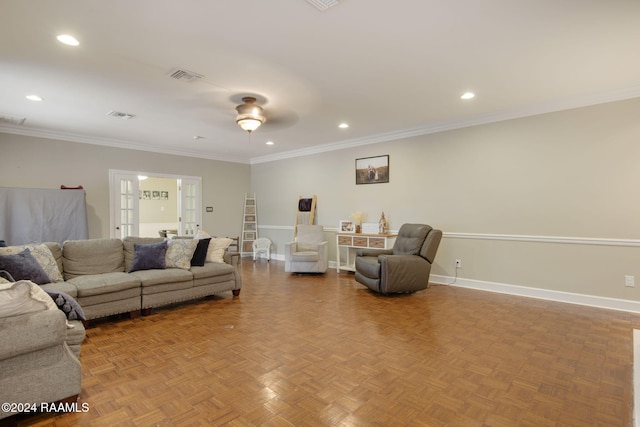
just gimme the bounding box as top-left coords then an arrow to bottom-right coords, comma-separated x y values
377,254 -> 431,294
356,248 -> 392,257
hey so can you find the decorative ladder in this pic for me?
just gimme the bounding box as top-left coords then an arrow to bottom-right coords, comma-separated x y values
241,193 -> 257,256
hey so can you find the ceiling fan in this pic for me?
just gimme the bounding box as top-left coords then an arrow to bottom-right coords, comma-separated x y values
235,97 -> 266,133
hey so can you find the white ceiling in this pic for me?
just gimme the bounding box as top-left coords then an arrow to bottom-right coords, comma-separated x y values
1,0 -> 639,164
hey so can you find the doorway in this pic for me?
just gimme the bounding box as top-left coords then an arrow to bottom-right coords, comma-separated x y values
109,169 -> 202,239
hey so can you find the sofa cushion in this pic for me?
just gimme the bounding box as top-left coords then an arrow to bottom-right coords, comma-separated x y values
63,238 -> 125,279
290,251 -> 320,262
67,272 -> 141,298
130,267 -> 193,287
0,249 -> 52,285
190,262 -> 235,280
191,238 -> 211,266
130,241 -> 167,272
165,239 -> 198,270
0,244 -> 63,282
39,281 -> 78,298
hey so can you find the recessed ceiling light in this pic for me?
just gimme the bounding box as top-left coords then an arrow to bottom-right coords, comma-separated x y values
193,135 -> 206,140
338,123 -> 349,129
461,92 -> 475,100
266,141 -> 274,145
57,34 -> 79,46
26,94 -> 43,101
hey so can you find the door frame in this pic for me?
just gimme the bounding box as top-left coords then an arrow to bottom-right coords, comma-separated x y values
109,169 -> 202,238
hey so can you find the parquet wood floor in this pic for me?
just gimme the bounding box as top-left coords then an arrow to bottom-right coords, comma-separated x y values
5,260 -> 640,426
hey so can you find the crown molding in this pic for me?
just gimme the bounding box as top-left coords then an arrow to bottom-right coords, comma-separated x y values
2,85 -> 639,166
249,85 -> 640,164
0,124 -> 250,164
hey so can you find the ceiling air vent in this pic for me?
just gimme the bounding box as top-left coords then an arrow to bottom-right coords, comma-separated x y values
0,114 -> 26,125
306,0 -> 339,12
168,68 -> 204,82
106,110 -> 136,120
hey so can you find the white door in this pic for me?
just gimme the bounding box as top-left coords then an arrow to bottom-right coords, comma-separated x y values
179,178 -> 201,236
110,171 -> 140,238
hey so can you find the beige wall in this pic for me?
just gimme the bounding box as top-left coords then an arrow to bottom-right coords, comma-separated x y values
0,134 -> 251,239
251,98 -> 640,302
2,98 -> 640,303
140,177 -> 177,224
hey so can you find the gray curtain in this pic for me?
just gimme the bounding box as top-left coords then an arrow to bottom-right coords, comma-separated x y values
0,187 -> 89,245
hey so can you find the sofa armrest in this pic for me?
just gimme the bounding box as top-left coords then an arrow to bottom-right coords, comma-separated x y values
224,251 -> 240,266
284,242 -> 297,257
0,309 -> 67,361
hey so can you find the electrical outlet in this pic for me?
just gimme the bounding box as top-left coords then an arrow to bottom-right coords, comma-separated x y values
625,275 -> 635,287
455,259 -> 461,268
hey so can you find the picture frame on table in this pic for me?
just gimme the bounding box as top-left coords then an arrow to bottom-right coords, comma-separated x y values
340,220 -> 355,232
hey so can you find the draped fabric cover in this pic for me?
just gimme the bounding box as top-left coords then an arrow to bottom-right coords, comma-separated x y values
0,187 -> 89,246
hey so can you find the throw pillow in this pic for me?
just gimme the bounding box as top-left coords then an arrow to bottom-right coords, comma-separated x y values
44,290 -> 86,321
130,241 -> 167,272
194,229 -> 211,240
0,280 -> 56,319
0,249 -> 52,285
0,244 -> 63,282
165,239 -> 198,270
191,238 -> 211,266
207,237 -> 233,263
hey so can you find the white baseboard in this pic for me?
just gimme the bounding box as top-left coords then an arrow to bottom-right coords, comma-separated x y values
635,330 -> 640,427
431,275 -> 640,313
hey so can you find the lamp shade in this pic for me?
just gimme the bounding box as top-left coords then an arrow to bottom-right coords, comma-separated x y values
235,97 -> 266,133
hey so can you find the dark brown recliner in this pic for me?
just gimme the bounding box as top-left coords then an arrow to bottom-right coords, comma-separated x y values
354,224 -> 442,294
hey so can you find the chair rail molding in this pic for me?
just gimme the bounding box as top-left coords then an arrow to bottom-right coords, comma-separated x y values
444,232 -> 640,247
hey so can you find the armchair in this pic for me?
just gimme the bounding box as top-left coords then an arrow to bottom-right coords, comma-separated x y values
284,225 -> 328,273
355,224 -> 442,294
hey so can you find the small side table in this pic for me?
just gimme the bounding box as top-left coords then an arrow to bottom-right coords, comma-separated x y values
336,232 -> 396,272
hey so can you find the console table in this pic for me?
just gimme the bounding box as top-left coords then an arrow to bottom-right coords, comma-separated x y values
336,232 -> 396,272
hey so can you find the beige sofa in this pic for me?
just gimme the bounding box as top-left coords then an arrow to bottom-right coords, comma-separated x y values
0,301 -> 85,420
32,237 -> 241,321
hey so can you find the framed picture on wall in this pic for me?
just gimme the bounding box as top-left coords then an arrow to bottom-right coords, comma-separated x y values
356,155 -> 389,184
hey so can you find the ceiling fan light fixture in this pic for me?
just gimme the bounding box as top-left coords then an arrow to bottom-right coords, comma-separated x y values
235,97 -> 266,133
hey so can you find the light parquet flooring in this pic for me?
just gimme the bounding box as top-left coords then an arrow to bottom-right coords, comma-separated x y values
6,259 -> 640,426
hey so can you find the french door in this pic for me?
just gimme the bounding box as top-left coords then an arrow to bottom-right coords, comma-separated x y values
109,170 -> 202,238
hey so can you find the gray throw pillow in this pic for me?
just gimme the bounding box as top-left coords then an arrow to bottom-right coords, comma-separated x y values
129,241 -> 167,272
0,248 -> 51,285
45,290 -> 86,321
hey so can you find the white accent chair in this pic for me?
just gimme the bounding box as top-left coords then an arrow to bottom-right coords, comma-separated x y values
284,225 -> 328,273
252,238 -> 271,261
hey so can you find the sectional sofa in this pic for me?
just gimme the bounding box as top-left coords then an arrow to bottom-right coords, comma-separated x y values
1,236 -> 242,322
